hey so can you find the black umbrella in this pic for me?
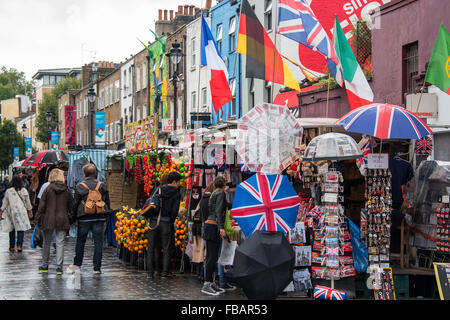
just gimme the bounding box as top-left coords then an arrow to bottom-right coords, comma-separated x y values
23,150 -> 69,167
232,231 -> 295,300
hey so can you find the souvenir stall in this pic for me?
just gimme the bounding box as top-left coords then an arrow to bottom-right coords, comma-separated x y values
296,132 -> 363,300
337,103 -> 435,299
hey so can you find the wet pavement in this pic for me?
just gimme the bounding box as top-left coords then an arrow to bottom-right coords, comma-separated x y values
0,230 -> 247,300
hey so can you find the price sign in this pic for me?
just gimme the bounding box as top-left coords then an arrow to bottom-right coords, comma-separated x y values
367,153 -> 389,169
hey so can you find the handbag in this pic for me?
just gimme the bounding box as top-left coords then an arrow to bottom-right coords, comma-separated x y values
147,188 -> 162,231
218,239 -> 237,266
224,209 -> 234,238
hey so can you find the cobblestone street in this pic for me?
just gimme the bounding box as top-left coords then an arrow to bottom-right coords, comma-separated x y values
0,230 -> 246,300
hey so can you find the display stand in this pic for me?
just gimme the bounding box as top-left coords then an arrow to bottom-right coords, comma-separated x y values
364,168 -> 393,269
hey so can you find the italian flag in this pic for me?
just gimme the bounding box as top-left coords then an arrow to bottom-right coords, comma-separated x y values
333,15 -> 373,110
425,24 -> 450,94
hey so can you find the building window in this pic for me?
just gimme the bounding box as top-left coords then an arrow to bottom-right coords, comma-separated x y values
264,0 -> 272,32
110,123 -> 114,144
143,103 -> 147,119
229,17 -> 236,52
115,80 -> 120,103
191,37 -> 196,67
142,62 -> 147,89
137,65 -> 141,92
115,121 -> 121,142
102,89 -> 107,110
229,78 -> 236,116
105,124 -> 109,144
136,105 -> 141,122
249,78 -> 255,109
123,70 -> 127,97
192,91 -> 197,112
216,24 -> 223,54
128,67 -> 132,95
201,87 -> 207,109
403,41 -> 418,99
264,81 -> 272,103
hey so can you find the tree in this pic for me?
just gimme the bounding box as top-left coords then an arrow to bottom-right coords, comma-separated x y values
36,76 -> 81,144
0,120 -> 25,169
0,66 -> 35,100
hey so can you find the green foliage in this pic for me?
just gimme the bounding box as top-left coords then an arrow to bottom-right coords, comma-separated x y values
0,120 -> 25,169
36,76 -> 81,143
0,66 -> 35,100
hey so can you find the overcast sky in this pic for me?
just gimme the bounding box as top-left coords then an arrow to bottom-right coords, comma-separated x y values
0,0 -> 215,81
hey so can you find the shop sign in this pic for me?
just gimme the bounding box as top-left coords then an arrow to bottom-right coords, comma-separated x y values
162,118 -> 182,132
367,153 -> 388,169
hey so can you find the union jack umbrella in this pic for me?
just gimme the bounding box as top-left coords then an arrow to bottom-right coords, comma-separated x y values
313,285 -> 347,300
337,103 -> 433,140
231,173 -> 300,238
415,135 -> 433,156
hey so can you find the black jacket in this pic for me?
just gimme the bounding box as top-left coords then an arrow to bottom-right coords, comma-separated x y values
207,189 -> 228,230
72,177 -> 110,222
151,185 -> 181,223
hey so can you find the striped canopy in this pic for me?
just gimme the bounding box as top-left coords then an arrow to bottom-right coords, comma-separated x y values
337,103 -> 433,140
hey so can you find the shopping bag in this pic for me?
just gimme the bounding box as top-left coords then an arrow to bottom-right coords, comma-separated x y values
218,239 -> 237,266
32,225 -> 44,248
224,209 -> 234,238
30,225 -> 38,249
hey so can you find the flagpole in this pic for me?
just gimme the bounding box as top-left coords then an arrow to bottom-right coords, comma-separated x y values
232,0 -> 244,116
197,3 -> 204,126
271,0 -> 279,103
325,73 -> 331,118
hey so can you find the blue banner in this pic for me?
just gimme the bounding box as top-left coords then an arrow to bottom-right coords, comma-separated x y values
13,147 -> 20,162
25,138 -> 32,157
51,131 -> 59,150
95,112 -> 105,145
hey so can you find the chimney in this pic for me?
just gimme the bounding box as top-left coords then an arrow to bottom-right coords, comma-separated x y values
158,9 -> 162,20
164,9 -> 167,20
189,5 -> 193,15
184,5 -> 188,15
178,5 -> 183,15
205,0 -> 212,9
170,10 -> 174,20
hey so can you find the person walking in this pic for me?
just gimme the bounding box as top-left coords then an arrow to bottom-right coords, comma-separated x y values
0,175 -> 33,253
145,172 -> 181,279
68,163 -> 110,274
201,176 -> 235,296
34,169 -> 73,274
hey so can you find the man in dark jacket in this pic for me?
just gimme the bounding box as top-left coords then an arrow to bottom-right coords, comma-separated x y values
68,163 -> 110,274
146,171 -> 181,278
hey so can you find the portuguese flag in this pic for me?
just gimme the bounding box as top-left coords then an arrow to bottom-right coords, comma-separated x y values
425,24 -> 450,94
237,0 -> 300,92
333,15 -> 373,110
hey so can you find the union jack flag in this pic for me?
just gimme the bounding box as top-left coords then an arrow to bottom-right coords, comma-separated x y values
356,136 -> 377,175
325,246 -> 340,256
313,285 -> 347,300
231,173 -> 300,238
415,136 -> 433,156
214,148 -> 226,168
277,0 -> 343,86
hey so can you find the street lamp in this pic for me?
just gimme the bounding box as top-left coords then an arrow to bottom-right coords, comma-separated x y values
166,40 -> 182,134
22,123 -> 27,157
46,111 -> 52,150
87,87 -> 96,147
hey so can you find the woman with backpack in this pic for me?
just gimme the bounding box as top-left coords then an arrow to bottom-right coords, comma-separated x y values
0,175 -> 33,253
35,169 -> 73,275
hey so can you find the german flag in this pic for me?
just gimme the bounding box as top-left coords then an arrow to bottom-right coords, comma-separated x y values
237,0 -> 300,92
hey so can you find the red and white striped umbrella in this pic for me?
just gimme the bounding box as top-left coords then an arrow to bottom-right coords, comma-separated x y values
337,103 -> 433,140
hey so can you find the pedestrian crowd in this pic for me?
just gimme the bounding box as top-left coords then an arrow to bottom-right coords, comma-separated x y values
0,165 -> 237,296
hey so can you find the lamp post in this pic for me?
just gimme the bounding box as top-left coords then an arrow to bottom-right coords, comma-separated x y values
166,40 -> 182,134
87,87 -> 96,147
22,123 -> 27,157
46,111 -> 52,150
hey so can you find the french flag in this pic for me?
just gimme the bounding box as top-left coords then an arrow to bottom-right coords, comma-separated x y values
200,14 -> 232,114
